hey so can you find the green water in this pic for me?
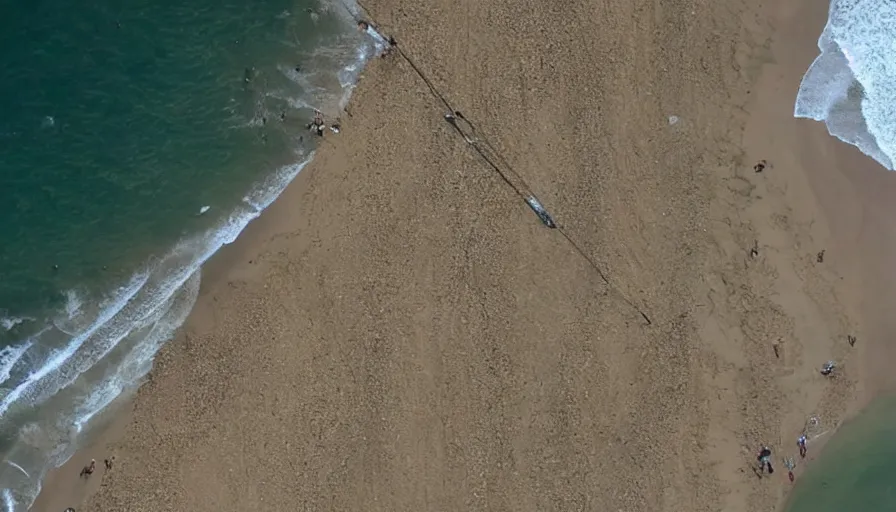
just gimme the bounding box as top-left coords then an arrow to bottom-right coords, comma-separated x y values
786,396 -> 896,511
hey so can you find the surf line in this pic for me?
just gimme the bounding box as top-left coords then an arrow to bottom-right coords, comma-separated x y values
348,1 -> 652,326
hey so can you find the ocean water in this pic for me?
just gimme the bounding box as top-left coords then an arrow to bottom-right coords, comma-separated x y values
789,0 -> 896,509
794,0 -> 896,170
785,396 -> 896,511
0,0 -> 384,509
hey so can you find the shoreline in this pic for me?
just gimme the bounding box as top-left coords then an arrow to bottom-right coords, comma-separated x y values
30,0 -> 889,510
742,0 -> 896,507
29,129 -> 327,512
28,58 -> 368,512
766,0 -> 896,402
20,7 -> 378,509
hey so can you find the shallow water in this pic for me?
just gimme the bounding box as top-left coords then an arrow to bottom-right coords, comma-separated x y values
785,396 -> 896,511
0,0 -> 381,508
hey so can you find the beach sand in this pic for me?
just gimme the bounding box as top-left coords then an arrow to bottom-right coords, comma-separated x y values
31,0 -> 896,510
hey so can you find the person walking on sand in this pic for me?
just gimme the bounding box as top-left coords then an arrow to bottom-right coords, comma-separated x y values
104,456 -> 115,471
757,447 -> 774,474
798,435 -> 808,458
79,459 -> 96,478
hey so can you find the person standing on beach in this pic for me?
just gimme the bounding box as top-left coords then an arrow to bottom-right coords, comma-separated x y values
797,435 -> 808,458
757,447 -> 774,474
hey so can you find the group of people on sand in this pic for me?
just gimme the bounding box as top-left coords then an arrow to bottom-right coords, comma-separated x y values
305,109 -> 343,138
755,433 -> 811,482
65,457 -> 114,511
78,456 -> 114,479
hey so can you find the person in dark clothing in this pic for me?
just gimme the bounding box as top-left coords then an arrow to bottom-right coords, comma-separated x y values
757,447 -> 774,474
79,459 -> 96,478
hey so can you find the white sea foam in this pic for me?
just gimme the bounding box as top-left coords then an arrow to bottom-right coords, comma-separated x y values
0,273 -> 148,418
2,490 -> 13,512
0,343 -> 32,386
72,280 -> 197,433
364,26 -> 389,51
795,0 -> 896,170
277,30 -> 376,113
0,316 -> 29,332
63,290 -> 82,320
0,156 -> 314,512
1,155 -> 312,416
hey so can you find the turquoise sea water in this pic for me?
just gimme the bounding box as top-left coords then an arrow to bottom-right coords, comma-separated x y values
0,0 -> 381,509
786,396 -> 896,511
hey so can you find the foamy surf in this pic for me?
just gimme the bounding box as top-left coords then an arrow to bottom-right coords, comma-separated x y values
794,0 -> 896,170
0,345 -> 31,386
0,317 -> 29,333
0,156 -> 313,511
0,1 -> 381,507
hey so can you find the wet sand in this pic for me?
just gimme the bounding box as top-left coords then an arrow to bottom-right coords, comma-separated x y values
32,0 -> 894,510
754,0 -> 896,398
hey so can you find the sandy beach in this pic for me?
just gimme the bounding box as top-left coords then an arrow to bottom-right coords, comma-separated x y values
31,0 -> 896,510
